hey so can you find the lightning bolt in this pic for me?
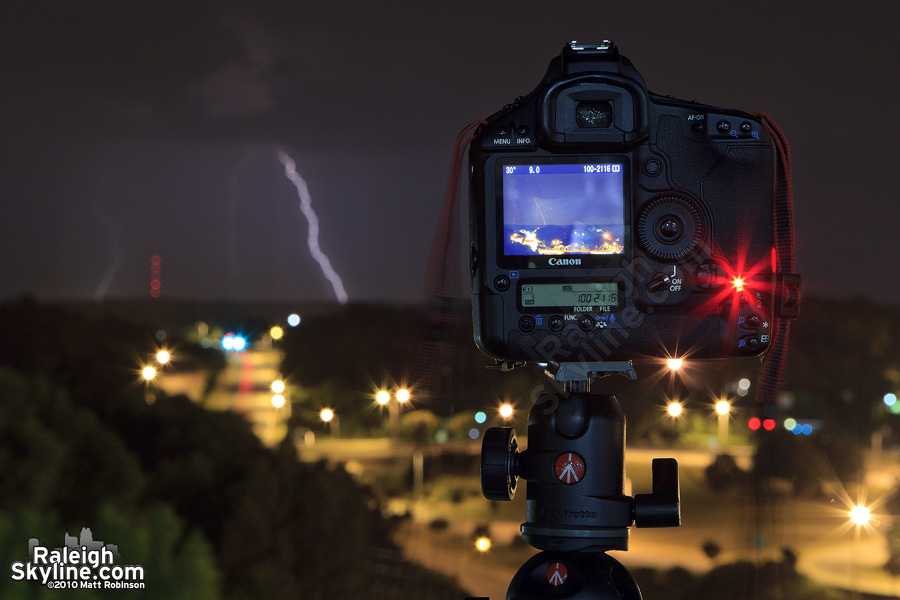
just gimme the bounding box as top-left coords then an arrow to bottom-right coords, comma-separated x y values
91,198 -> 124,301
276,148 -> 349,304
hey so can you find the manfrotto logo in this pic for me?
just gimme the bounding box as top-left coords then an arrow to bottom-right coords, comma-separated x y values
548,258 -> 581,266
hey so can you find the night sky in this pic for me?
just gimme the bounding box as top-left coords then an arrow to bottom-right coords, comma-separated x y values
2,1 -> 899,305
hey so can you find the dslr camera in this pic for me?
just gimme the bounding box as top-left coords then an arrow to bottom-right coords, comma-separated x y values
471,41 -> 790,365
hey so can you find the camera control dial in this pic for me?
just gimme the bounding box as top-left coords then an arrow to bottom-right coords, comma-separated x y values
636,195 -> 705,261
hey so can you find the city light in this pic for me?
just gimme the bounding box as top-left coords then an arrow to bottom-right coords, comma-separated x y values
499,404 -> 514,419
475,537 -> 491,552
763,418 -> 776,431
142,366 -> 156,381
320,408 -> 334,422
666,358 -> 683,371
156,350 -> 170,364
396,388 -> 410,403
667,401 -> 683,417
748,417 -> 761,431
272,394 -> 285,408
270,326 -> 284,340
850,505 -> 871,526
732,277 -> 745,292
376,390 -> 390,405
738,378 -> 751,391
287,314 -> 301,327
885,393 -> 897,407
271,380 -> 285,394
715,400 -> 730,415
474,412 -> 487,424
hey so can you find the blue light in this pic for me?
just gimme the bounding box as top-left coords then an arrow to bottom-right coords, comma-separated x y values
474,411 -> 487,424
791,424 -> 802,435
468,428 -> 480,440
222,335 -> 234,351
801,423 -> 813,436
232,336 -> 247,351
884,393 -> 897,407
287,314 -> 301,327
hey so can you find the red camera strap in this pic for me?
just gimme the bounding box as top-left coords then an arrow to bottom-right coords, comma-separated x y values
754,112 -> 797,417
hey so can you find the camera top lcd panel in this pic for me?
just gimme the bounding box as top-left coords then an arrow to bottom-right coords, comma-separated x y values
470,41 -> 777,364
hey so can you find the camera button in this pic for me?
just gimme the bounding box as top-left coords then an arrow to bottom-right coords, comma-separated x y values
643,158 -> 662,176
716,120 -> 731,134
690,121 -> 704,135
494,275 -> 511,292
740,121 -> 753,134
578,315 -> 595,332
549,315 -> 565,332
516,125 -> 529,136
518,316 -> 536,333
496,125 -> 510,137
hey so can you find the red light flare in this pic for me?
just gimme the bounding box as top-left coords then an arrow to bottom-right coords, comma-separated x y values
693,246 -> 778,323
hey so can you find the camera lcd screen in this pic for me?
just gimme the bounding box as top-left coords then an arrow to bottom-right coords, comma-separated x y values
521,282 -> 619,308
502,163 -> 625,256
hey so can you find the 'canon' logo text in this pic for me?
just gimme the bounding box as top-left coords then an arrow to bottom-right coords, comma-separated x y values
548,258 -> 581,266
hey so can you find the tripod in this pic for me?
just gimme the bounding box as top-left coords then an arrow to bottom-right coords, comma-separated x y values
469,362 -> 681,599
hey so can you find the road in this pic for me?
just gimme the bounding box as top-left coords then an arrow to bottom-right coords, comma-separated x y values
310,438 -> 900,597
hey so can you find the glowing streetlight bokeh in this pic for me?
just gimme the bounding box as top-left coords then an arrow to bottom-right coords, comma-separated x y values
270,326 -> 284,340
376,390 -> 390,405
156,350 -> 170,364
272,394 -> 285,408
287,314 -> 301,327
850,505 -> 871,526
396,388 -> 410,403
499,404 -> 514,419
475,537 -> 491,552
320,408 -> 334,423
666,358 -> 683,371
142,366 -> 156,381
715,400 -> 730,415
667,401 -> 683,417
271,380 -> 285,394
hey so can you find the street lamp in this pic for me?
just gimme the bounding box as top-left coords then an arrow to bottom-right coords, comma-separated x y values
850,505 -> 871,526
475,536 -> 491,552
715,399 -> 731,449
667,401 -> 683,417
499,403 -> 514,419
271,380 -> 285,394
142,366 -> 156,381
156,350 -> 170,364
666,358 -> 684,371
397,388 -> 410,403
320,408 -> 340,438
272,394 -> 285,408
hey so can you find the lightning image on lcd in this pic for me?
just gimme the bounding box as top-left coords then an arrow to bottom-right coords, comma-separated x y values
91,198 -> 124,301
276,148 -> 349,304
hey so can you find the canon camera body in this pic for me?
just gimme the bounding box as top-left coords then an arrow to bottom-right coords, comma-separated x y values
470,41 -> 781,364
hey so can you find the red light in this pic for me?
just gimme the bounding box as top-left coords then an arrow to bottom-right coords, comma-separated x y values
150,279 -> 161,290
748,417 -> 761,431
732,277 -> 745,292
763,418 -> 776,431
151,255 -> 161,265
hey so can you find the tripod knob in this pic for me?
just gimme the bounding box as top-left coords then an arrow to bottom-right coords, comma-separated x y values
481,427 -> 518,501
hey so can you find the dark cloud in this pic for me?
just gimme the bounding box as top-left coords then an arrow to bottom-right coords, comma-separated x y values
1,1 -> 899,304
